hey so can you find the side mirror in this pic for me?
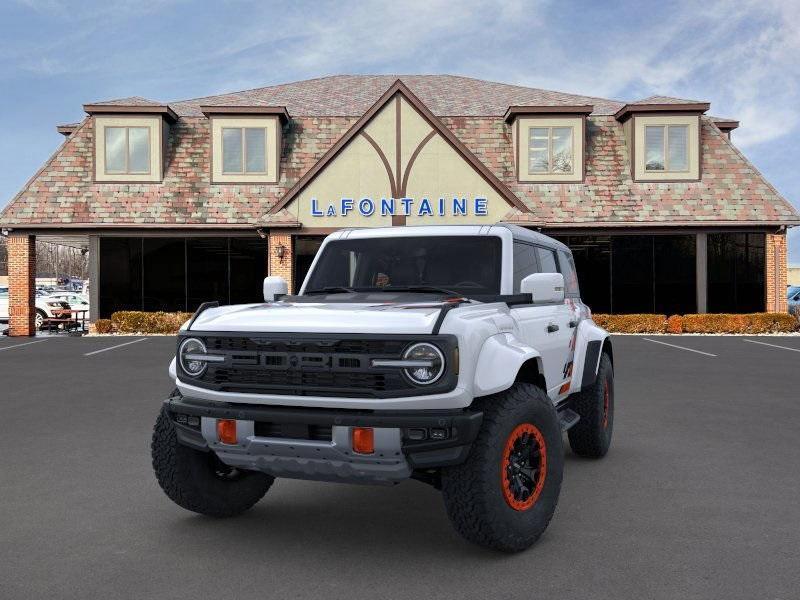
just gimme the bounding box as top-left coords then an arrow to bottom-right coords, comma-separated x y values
520,272 -> 565,304
263,276 -> 288,302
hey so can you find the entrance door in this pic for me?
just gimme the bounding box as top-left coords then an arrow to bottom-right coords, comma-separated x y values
293,236 -> 325,291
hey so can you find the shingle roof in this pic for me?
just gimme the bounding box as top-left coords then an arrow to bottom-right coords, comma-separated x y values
168,74 -> 626,117
1,75 -> 796,229
631,95 -> 707,105
86,96 -> 164,107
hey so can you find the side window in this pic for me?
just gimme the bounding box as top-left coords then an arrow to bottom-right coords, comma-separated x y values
513,242 -> 538,292
536,247 -> 558,273
558,250 -> 580,296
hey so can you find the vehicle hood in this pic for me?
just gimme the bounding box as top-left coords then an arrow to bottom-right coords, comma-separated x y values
187,300 -> 452,334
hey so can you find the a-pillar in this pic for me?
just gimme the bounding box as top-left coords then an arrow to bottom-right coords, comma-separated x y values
268,232 -> 293,293
765,232 -> 788,312
8,233 -> 36,336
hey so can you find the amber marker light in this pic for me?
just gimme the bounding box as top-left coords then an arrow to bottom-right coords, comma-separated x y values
216,419 -> 238,445
352,427 -> 375,454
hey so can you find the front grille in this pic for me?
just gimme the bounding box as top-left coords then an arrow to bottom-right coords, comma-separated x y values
179,333 -> 458,398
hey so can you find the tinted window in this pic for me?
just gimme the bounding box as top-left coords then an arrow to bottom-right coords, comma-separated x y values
513,242 -> 538,292
536,247 -> 558,273
558,250 -> 580,296
305,236 -> 502,298
708,233 -> 764,312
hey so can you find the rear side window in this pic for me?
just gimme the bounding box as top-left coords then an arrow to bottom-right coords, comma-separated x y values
513,242 -> 539,292
536,247 -> 558,273
558,250 -> 580,296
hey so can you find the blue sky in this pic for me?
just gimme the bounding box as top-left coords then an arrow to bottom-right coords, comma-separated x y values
1,0 -> 798,261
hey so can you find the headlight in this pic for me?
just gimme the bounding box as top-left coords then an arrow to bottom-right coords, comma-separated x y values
179,337 -> 208,377
403,342 -> 445,385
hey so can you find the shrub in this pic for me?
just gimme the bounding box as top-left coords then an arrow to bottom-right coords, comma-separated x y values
93,319 -> 113,334
110,311 -> 193,334
592,314 -> 667,333
666,314 -> 683,334
681,312 -> 798,334
593,312 -> 797,334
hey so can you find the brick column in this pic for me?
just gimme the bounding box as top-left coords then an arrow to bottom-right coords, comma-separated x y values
765,233 -> 788,313
8,234 -> 36,336
268,233 -> 294,293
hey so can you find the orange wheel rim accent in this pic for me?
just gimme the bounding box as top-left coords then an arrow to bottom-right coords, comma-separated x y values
602,380 -> 610,430
501,423 -> 547,511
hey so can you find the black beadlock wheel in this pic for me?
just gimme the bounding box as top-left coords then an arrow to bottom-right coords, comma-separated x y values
568,353 -> 614,458
151,407 -> 274,517
440,383 -> 563,552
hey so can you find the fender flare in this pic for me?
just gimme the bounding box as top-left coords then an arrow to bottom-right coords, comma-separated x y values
473,333 -> 543,397
570,319 -> 611,393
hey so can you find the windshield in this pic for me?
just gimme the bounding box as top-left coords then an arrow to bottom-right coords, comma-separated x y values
303,235 -> 502,298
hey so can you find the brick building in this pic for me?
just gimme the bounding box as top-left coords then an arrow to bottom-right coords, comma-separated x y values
1,75 -> 798,335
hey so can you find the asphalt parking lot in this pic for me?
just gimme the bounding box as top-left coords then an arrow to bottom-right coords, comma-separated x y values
1,334 -> 799,600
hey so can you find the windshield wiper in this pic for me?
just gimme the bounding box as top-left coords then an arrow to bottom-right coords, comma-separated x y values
378,285 -> 465,297
303,286 -> 359,295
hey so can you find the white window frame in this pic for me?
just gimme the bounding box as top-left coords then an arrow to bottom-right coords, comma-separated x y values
644,124 -> 689,173
220,127 -> 269,175
104,126 -> 152,175
527,126 -> 575,175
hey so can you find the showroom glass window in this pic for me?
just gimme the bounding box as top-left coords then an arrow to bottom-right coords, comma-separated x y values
104,126 -> 150,174
528,127 -> 573,174
645,125 -> 688,171
707,233 -> 764,312
98,237 -> 266,317
222,127 -> 267,173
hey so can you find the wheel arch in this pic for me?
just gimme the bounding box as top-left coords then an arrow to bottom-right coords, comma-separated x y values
472,333 -> 544,397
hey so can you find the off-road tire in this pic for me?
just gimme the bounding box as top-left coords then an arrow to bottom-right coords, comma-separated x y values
151,408 -> 274,517
568,353 -> 614,458
441,383 -> 564,552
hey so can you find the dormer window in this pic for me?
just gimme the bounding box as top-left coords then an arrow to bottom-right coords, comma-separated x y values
505,106 -> 591,184
528,126 -> 573,174
84,101 -> 175,183
644,124 -> 688,172
202,106 -> 289,184
105,126 -> 151,174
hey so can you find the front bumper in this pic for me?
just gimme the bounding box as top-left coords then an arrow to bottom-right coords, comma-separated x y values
165,394 -> 483,485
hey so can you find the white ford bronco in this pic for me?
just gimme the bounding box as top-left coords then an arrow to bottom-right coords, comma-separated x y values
152,224 -> 614,552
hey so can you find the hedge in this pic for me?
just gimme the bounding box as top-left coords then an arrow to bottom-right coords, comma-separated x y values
110,311 -> 193,334
591,314 -> 667,333
93,319 -> 113,334
97,310 -> 797,335
593,312 -> 798,334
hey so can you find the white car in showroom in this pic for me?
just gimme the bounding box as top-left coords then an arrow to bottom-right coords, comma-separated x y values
0,286 -> 72,329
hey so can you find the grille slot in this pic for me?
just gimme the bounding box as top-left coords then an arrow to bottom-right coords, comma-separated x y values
253,421 -> 333,441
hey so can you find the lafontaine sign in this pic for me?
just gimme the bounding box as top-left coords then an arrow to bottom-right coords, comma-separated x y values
310,196 -> 489,218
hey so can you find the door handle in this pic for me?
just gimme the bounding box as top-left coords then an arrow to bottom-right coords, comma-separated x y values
546,323 -> 559,333
568,320 -> 577,328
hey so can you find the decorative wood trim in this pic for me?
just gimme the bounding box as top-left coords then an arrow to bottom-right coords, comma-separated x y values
268,79 -> 529,215
504,104 -> 593,122
83,103 -> 178,122
360,131 -> 398,199
200,105 -> 290,122
399,130 -> 436,197
614,102 -> 710,122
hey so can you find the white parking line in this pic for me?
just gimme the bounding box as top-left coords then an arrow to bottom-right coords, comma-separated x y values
743,339 -> 800,353
642,337 -> 717,357
0,339 -> 49,352
84,338 -> 147,356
